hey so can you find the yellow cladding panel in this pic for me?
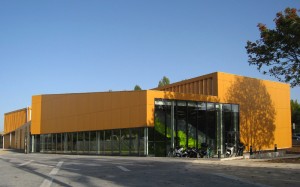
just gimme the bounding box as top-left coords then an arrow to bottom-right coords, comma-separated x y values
216,72 -> 291,150
31,95 -> 42,134
4,108 -> 27,133
34,91 -> 148,134
146,90 -> 220,126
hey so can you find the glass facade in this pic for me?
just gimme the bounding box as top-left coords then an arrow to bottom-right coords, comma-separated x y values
39,127 -> 147,156
36,99 -> 239,157
152,99 -> 240,156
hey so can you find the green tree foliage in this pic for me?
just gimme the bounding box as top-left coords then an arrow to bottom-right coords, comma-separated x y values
154,119 -> 196,148
246,8 -> 300,87
291,99 -> 300,112
134,85 -> 142,91
291,99 -> 300,132
158,76 -> 170,87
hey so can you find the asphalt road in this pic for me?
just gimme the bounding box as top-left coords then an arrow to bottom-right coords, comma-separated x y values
0,151 -> 299,187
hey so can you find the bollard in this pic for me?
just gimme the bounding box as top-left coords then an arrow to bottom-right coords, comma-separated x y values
274,144 -> 277,152
250,146 -> 253,155
218,149 -> 221,158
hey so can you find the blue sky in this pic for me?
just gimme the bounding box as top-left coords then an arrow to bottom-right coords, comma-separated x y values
0,0 -> 299,131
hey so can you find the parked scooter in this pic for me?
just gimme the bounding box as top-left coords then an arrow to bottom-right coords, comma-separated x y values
235,142 -> 245,156
225,143 -> 235,157
168,146 -> 188,157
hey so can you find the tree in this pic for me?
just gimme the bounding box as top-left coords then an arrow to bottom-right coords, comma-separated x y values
291,99 -> 300,133
134,85 -> 142,91
245,8 -> 300,87
158,76 -> 170,87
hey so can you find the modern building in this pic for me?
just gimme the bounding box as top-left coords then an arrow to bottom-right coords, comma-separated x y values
2,72 -> 291,156
0,132 -> 3,149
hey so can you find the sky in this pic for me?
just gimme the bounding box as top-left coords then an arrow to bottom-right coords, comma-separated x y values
1,0 -> 299,131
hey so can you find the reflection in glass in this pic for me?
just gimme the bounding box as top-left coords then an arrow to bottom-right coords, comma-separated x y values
57,133 -> 62,153
112,129 -> 120,155
187,102 -> 197,148
176,101 -> 187,149
120,129 -> 130,155
131,128 -> 139,155
84,131 -> 90,153
90,131 -> 97,154
66,133 -> 72,153
77,132 -> 84,153
104,130 -> 112,155
72,132 -> 77,153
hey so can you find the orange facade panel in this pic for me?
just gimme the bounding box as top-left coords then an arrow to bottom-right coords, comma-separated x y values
216,72 -> 291,150
31,91 -> 148,134
4,108 -> 28,134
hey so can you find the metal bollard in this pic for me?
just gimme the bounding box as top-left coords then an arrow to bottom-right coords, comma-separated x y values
274,144 -> 277,152
218,149 -> 221,158
250,146 -> 253,155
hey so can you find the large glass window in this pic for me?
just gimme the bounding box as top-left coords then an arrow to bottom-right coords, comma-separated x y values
112,129 -> 120,155
40,135 -> 45,152
104,130 -> 112,155
77,132 -> 84,153
154,101 -> 168,156
223,104 -> 234,144
66,133 -> 72,153
99,131 -> 105,155
46,134 -> 52,152
148,127 -> 155,156
84,131 -> 90,153
197,102 -> 207,147
131,128 -> 139,155
52,134 -> 56,152
57,133 -> 62,153
187,102 -> 197,148
206,103 -> 217,151
176,101 -> 187,149
90,131 -> 97,154
139,128 -> 146,156
120,129 -> 130,155
72,132 -> 77,153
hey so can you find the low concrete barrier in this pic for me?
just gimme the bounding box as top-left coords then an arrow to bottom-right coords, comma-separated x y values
243,150 -> 286,159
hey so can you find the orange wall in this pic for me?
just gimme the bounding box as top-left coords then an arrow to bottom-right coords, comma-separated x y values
4,108 -> 28,134
31,91 -> 148,134
216,72 -> 291,150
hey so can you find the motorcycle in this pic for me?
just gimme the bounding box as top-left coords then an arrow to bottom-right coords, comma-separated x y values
199,143 -> 209,158
168,146 -> 188,157
235,142 -> 245,156
225,143 -> 235,157
186,147 -> 199,158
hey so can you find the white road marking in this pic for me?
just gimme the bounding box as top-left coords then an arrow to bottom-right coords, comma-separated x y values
40,161 -> 64,187
117,165 -> 130,172
18,160 -> 34,166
